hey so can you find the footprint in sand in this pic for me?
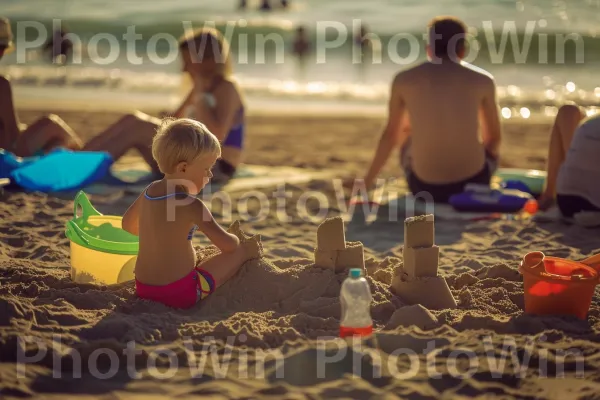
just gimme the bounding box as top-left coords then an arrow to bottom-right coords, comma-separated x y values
1,236 -> 26,248
45,199 -> 67,209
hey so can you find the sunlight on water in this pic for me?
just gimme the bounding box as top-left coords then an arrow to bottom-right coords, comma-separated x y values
3,0 -> 600,117
544,106 -> 559,117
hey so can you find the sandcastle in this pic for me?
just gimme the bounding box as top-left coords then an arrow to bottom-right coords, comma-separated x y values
314,217 -> 365,272
391,214 -> 457,310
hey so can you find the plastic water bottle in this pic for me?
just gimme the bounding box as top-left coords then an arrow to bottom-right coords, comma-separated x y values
340,268 -> 373,338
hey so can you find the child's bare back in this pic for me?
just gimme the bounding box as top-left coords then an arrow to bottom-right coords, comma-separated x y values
134,181 -> 204,285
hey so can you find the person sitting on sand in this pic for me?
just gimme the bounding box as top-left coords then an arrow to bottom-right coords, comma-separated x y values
84,27 -> 246,181
122,118 -> 247,309
538,106 -> 600,217
0,17 -> 84,156
345,16 -> 502,203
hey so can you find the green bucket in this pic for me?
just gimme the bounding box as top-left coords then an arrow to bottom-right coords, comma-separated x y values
493,168 -> 547,195
65,191 -> 139,284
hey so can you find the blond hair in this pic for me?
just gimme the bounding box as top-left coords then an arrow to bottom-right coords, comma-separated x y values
152,118 -> 221,174
178,27 -> 232,78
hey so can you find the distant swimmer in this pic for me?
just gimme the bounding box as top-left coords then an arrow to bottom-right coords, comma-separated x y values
260,0 -> 272,11
44,27 -> 73,65
292,26 -> 310,57
354,23 -> 371,51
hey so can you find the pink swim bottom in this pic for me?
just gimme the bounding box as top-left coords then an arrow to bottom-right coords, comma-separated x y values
135,267 -> 216,309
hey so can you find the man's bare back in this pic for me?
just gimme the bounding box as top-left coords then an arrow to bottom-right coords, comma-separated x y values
395,60 -> 501,184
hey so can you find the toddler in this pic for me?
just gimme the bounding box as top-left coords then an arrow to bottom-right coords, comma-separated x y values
122,118 -> 246,308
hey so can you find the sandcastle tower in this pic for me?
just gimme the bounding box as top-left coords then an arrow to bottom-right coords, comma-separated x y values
314,217 -> 365,272
391,214 -> 457,309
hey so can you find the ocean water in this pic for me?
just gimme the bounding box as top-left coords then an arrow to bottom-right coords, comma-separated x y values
2,0 -> 600,117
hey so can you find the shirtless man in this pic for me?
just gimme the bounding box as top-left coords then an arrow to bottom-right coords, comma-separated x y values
347,16 -> 502,203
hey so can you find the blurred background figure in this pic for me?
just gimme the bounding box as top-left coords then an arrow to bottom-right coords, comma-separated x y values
281,0 -> 290,9
0,17 -> 14,58
354,23 -> 372,54
43,27 -> 73,65
238,0 -> 247,10
292,25 -> 310,58
260,0 -> 272,11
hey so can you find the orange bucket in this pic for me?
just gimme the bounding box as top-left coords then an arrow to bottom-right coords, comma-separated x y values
519,252 -> 599,320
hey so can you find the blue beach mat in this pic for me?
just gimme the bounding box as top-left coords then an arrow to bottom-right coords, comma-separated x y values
1,149 -> 113,192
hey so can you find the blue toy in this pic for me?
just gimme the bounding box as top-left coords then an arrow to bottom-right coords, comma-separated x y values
449,184 -> 533,213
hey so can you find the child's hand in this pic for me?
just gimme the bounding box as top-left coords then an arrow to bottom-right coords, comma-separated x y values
227,220 -> 263,263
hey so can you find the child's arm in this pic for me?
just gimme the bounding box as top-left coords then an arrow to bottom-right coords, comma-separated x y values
122,191 -> 144,236
190,199 -> 240,253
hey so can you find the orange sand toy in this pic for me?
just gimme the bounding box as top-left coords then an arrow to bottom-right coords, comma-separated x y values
519,251 -> 600,319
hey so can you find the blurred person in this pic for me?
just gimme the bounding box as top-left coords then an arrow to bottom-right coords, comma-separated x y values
292,25 -> 310,57
537,106 -> 600,217
83,27 -> 246,181
345,16 -> 502,203
43,26 -> 73,65
260,0 -> 272,11
0,17 -> 83,156
2,19 -> 245,181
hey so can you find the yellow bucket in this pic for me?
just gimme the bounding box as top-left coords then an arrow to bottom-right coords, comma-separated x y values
65,192 -> 139,284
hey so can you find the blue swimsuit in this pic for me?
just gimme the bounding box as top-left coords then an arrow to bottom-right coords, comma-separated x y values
222,107 -> 245,149
143,189 -> 198,240
204,78 -> 245,150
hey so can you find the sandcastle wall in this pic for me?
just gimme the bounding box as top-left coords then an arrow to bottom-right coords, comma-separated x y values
314,217 -> 365,272
391,214 -> 456,309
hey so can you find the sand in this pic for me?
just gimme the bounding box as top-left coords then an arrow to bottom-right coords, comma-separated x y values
1,110 -> 600,399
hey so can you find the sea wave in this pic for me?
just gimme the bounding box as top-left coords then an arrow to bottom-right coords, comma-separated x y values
5,13 -> 600,66
4,64 -> 600,115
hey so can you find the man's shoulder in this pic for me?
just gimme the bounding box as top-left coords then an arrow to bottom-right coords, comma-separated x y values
392,62 -> 429,83
459,62 -> 496,82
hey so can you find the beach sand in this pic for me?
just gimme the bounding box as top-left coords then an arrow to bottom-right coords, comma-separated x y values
1,110 -> 599,399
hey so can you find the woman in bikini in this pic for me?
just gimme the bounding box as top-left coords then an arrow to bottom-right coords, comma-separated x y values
1,19 -> 245,179
82,27 -> 246,180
